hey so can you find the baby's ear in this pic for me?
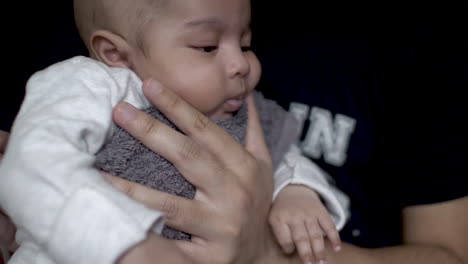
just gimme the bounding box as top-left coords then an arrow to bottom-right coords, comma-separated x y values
90,30 -> 131,68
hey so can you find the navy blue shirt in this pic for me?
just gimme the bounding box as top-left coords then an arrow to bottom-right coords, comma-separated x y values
252,0 -> 468,247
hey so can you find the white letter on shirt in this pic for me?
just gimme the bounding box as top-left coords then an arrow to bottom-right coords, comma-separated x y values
300,107 -> 356,167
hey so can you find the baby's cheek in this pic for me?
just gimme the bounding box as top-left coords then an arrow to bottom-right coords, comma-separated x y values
177,85 -> 225,115
248,56 -> 262,90
169,66 -> 226,114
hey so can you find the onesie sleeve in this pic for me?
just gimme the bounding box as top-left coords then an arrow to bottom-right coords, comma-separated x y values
0,57 -> 165,263
272,145 -> 350,230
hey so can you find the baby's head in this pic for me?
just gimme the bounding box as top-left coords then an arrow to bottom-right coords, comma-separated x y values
74,0 -> 261,119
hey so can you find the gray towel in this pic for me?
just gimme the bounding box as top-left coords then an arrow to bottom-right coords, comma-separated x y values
95,91 -> 301,240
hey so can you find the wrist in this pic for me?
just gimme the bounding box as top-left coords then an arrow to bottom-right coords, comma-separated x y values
118,233 -> 189,264
277,185 -> 320,204
253,226 -> 300,264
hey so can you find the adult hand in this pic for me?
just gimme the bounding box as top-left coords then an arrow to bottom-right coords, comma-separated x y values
109,79 -> 275,264
0,131 -> 18,252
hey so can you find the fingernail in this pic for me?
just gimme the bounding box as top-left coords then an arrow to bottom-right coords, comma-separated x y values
145,79 -> 162,95
319,261 -> 327,264
115,103 -> 137,123
334,245 -> 342,252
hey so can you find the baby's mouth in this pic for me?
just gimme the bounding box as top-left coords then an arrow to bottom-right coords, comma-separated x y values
223,98 -> 244,113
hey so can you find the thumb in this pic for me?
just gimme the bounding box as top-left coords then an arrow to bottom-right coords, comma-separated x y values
245,94 -> 272,166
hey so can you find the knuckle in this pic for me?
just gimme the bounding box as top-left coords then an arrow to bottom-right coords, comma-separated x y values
322,220 -> 337,231
269,213 -> 287,225
166,92 -> 182,109
269,214 -> 280,225
241,153 -> 257,170
220,222 -> 242,242
293,234 -> 309,244
310,231 -> 323,240
306,219 -> 319,228
305,218 -> 314,224
325,227 -> 339,237
192,112 -> 212,132
142,117 -> 159,137
178,139 -> 201,160
161,197 -> 181,221
236,187 -> 255,213
118,182 -> 135,197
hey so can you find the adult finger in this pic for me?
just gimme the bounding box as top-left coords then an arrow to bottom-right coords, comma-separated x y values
113,102 -> 221,190
104,173 -> 211,236
141,79 -> 247,167
245,94 -> 271,166
106,171 -> 237,241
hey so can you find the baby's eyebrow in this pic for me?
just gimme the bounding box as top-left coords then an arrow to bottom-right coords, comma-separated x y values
183,17 -> 224,31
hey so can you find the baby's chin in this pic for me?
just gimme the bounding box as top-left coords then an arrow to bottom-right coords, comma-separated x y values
208,98 -> 245,120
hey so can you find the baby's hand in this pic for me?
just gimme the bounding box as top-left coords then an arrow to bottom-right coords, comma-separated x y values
269,185 -> 341,264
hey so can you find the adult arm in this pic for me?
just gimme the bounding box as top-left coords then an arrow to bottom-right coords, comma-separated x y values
328,196 -> 468,264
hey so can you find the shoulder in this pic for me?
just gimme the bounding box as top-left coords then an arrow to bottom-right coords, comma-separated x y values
28,56 -> 134,84
25,56 -> 143,98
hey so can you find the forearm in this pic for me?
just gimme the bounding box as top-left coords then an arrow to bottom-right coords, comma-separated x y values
119,234 -> 192,264
329,242 -> 463,264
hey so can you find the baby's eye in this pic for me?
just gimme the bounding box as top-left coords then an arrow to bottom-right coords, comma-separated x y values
241,46 -> 252,52
197,46 -> 218,53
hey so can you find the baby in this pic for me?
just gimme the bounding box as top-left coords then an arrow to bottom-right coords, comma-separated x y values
0,0 -> 348,263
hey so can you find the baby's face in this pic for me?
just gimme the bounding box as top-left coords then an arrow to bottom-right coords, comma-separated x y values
131,0 -> 261,120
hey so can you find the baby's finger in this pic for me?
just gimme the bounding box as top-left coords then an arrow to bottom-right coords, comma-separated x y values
319,216 -> 341,252
306,220 -> 325,264
269,218 -> 295,254
291,222 -> 314,264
